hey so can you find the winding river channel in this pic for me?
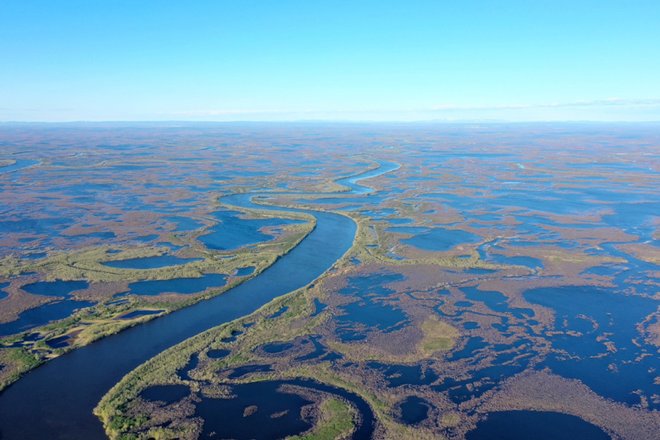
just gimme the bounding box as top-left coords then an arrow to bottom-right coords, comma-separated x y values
0,162 -> 397,439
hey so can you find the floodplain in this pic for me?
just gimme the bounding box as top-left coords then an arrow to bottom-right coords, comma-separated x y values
0,123 -> 659,439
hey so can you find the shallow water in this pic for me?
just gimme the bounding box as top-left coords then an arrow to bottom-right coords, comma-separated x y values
294,336 -> 341,362
467,410 -> 610,440
165,216 -> 204,232
140,384 -> 190,404
261,341 -> 294,354
21,280 -> 89,297
178,353 -> 199,381
267,305 -> 289,319
335,273 -> 408,342
310,298 -> 327,317
197,385 -> 308,439
195,379 -> 375,440
0,201 -> 357,439
336,161 -> 400,195
399,227 -> 480,251
526,286 -> 660,408
0,299 -> 95,336
199,209 -> 303,250
0,159 -> 39,174
206,348 -> 231,359
128,273 -> 227,296
227,364 -> 273,379
398,396 -> 431,425
45,335 -> 72,349
0,282 -> 9,301
235,266 -> 255,276
462,287 -> 534,319
367,361 -> 438,387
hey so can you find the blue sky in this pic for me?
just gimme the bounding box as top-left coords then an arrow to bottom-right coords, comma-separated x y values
1,1 -> 659,121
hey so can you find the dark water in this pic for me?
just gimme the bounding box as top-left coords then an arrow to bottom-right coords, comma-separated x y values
0,197 -> 356,439
128,273 -> 227,296
367,361 -> 438,387
335,272 -> 408,342
398,396 -> 430,425
477,241 -> 544,269
195,379 -> 375,440
0,299 -> 95,336
465,268 -> 496,275
166,216 -> 204,232
140,384 -> 190,404
102,255 -> 201,269
432,326 -> 535,403
45,335 -> 72,349
133,234 -> 157,242
425,181 -> 644,220
525,286 -> 660,408
336,161 -> 399,195
295,335 -> 342,363
0,217 -> 72,239
439,361 -> 530,404
227,364 -> 273,379
235,266 -> 255,276
267,305 -> 289,319
310,298 -> 327,317
261,341 -> 294,354
488,254 -> 543,269
220,329 -> 244,343
5,332 -> 42,347
447,337 -> 488,361
0,282 -> 9,301
206,348 -> 230,359
0,161 -> 399,439
462,287 -> 534,319
199,209 -> 303,250
22,280 -> 89,297
467,411 -> 610,440
24,252 -> 47,260
399,227 -> 480,251
196,381 -> 313,439
178,354 -> 200,381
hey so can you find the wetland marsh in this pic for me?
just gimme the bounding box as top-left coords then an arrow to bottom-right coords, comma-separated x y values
0,123 -> 658,439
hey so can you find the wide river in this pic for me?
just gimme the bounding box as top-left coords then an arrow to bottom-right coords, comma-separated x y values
0,162 -> 398,439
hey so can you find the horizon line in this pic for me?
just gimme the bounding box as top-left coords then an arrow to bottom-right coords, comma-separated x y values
2,119 -> 660,125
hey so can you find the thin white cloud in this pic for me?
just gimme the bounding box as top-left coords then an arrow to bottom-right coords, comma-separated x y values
5,99 -> 659,122
164,98 -> 660,119
427,98 -> 660,112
